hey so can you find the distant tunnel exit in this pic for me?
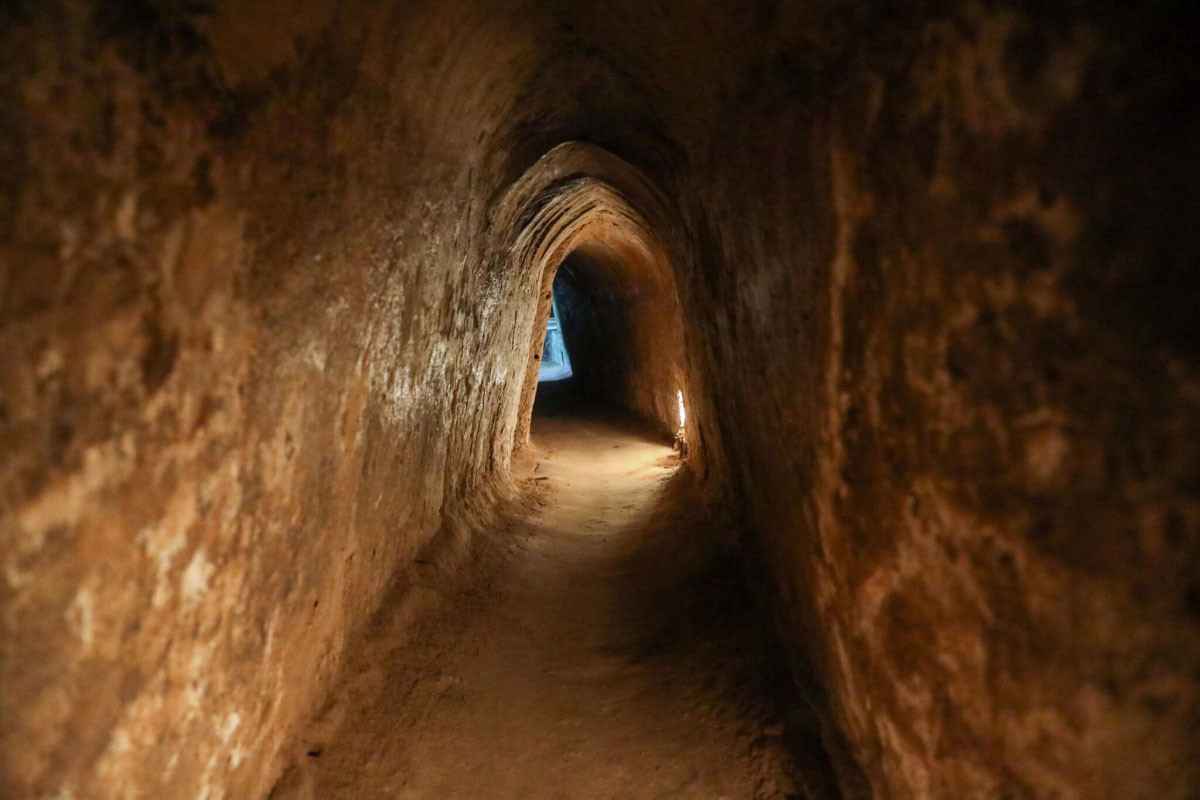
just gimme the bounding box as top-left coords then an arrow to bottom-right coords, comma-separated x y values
538,287 -> 572,382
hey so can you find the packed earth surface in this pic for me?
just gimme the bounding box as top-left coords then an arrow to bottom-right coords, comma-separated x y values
274,402 -> 799,800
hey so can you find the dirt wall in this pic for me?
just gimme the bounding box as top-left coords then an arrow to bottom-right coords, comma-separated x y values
1,3 -> 549,797
670,3 -> 1200,797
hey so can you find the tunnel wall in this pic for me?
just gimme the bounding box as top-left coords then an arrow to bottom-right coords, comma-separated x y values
2,2 -> 1198,799
0,4 -> 550,797
665,4 -> 1200,798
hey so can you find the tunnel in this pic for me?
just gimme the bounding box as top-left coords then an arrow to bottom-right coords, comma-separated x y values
2,2 -> 1199,799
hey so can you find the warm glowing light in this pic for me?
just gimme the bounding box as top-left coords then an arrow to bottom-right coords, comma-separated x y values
676,390 -> 686,428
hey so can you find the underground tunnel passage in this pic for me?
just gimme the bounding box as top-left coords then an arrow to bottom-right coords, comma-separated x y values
2,2 -> 1200,799
530,242 -> 691,438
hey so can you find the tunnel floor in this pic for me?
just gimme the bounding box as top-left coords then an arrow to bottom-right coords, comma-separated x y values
278,407 -> 798,799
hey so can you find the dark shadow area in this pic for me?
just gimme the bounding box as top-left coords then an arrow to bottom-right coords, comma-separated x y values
531,374 -> 585,417
600,463 -> 852,800
530,244 -> 683,444
551,246 -> 639,407
529,250 -> 635,427
532,378 -> 674,448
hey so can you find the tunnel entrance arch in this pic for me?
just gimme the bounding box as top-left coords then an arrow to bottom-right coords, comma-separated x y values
483,142 -> 695,459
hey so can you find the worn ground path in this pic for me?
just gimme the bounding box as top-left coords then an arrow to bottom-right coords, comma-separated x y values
272,408 -> 799,799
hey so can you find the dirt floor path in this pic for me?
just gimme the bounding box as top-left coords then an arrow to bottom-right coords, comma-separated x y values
274,412 -> 799,799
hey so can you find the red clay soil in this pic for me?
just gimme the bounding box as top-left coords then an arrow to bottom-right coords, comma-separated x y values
270,413 -> 798,799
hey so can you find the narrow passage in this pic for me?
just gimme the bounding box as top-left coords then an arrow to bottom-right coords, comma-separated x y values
278,409 -> 798,799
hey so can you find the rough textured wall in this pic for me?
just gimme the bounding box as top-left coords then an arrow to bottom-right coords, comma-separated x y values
2,1 -> 1198,799
0,3 -> 550,797
670,3 -> 1200,798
